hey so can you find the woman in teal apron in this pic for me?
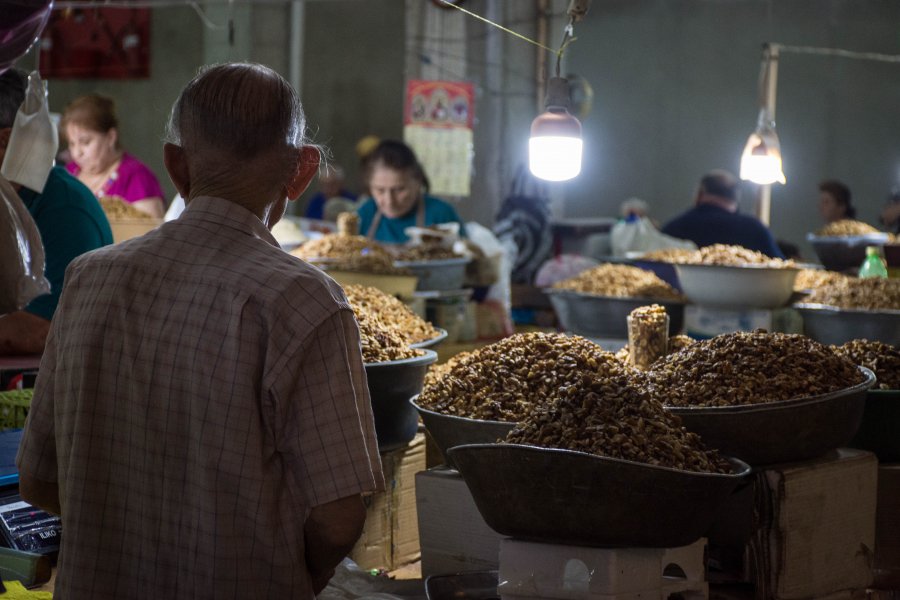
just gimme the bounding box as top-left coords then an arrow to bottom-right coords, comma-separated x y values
356,140 -> 466,244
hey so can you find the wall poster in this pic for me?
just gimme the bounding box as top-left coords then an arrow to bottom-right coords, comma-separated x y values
403,80 -> 474,197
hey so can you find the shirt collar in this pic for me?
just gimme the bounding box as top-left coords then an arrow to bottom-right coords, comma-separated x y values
181,196 -> 280,247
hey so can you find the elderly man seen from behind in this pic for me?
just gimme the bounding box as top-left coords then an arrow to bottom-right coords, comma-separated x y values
662,169 -> 784,258
17,63 -> 383,600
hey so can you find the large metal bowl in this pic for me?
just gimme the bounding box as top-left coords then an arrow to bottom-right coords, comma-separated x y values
394,257 -> 471,291
794,303 -> 900,346
447,443 -> 750,548
410,328 -> 448,350
411,397 -> 517,468
807,233 -> 892,273
664,367 -> 876,466
545,289 -> 685,339
849,390 -> 900,462
674,263 -> 799,309
364,350 -> 438,451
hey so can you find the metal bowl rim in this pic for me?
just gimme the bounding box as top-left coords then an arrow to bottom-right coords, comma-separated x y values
807,232 -> 891,243
674,263 -> 800,273
545,287 -> 686,305
393,257 -> 472,267
794,303 -> 900,316
409,328 -> 449,349
364,348 -> 438,368
447,442 -> 751,479
410,395 -> 518,426
664,366 -> 875,413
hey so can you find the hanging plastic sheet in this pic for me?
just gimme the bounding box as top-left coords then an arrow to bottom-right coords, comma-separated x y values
0,175 -> 48,314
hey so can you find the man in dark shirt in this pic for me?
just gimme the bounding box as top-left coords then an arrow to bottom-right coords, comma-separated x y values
662,169 -> 784,258
0,69 -> 113,355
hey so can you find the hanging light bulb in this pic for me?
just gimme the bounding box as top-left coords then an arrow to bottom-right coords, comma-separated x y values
529,76 -> 583,182
740,109 -> 786,185
740,44 -> 785,186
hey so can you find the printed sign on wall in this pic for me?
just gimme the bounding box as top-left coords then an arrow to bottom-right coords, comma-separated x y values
403,80 -> 474,197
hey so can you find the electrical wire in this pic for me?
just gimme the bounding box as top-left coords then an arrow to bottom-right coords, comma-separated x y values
774,43 -> 900,64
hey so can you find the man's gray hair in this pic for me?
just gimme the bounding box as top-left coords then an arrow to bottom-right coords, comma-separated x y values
165,63 -> 308,156
0,69 -> 28,130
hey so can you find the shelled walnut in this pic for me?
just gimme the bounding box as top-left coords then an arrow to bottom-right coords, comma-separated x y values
805,277 -> 900,311
505,374 -> 731,474
354,311 -> 420,363
636,248 -> 697,263
417,332 -> 639,422
816,219 -> 883,237
832,339 -> 900,390
794,269 -> 848,292
680,244 -> 794,268
615,335 -> 695,363
552,264 -> 683,300
100,196 -> 156,220
344,284 -> 439,345
626,305 -> 669,370
648,330 -> 866,407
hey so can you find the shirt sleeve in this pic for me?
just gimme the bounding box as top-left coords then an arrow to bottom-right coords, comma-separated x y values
270,308 -> 384,507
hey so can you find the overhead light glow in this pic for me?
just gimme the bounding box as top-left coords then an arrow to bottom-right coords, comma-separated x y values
740,112 -> 785,185
529,77 -> 583,182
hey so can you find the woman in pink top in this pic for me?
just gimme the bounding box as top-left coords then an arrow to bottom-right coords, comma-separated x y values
62,93 -> 165,218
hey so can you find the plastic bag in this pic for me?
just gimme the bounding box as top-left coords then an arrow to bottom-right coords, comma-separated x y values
0,175 -> 49,314
464,222 -> 514,339
534,254 -> 599,288
0,71 -> 57,193
610,216 -> 696,257
318,558 -> 425,600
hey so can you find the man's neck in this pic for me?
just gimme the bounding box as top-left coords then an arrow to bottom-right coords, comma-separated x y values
697,196 -> 737,213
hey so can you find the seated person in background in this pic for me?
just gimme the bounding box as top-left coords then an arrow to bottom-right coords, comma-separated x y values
304,163 -> 357,220
357,140 -> 466,243
62,93 -> 166,218
818,179 -> 856,224
0,69 -> 113,355
662,169 -> 784,258
881,187 -> 900,233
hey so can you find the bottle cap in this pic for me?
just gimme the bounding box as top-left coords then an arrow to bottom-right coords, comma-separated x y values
865,245 -> 881,256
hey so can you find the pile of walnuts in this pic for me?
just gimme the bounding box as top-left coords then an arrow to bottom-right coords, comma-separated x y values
552,264 -> 683,300
344,285 -> 439,345
648,331 -> 866,407
832,339 -> 900,390
805,277 -> 900,311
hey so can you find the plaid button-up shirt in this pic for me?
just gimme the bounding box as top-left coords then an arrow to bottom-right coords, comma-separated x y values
17,196 -> 383,599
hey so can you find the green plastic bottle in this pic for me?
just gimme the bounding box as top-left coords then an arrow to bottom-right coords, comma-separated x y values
858,246 -> 888,278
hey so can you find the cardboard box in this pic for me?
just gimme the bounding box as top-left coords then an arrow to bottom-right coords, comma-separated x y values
416,467 -> 506,577
109,218 -> 162,243
498,537 -> 707,599
874,465 -> 900,589
685,306 -> 802,339
751,449 -> 877,599
349,432 -> 426,571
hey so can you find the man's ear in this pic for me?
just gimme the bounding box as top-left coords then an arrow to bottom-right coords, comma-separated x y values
285,146 -> 320,200
163,143 -> 190,199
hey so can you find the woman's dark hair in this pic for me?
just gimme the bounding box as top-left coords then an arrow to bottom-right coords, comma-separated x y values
819,179 -> 856,219
61,93 -> 119,139
364,140 -> 430,194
